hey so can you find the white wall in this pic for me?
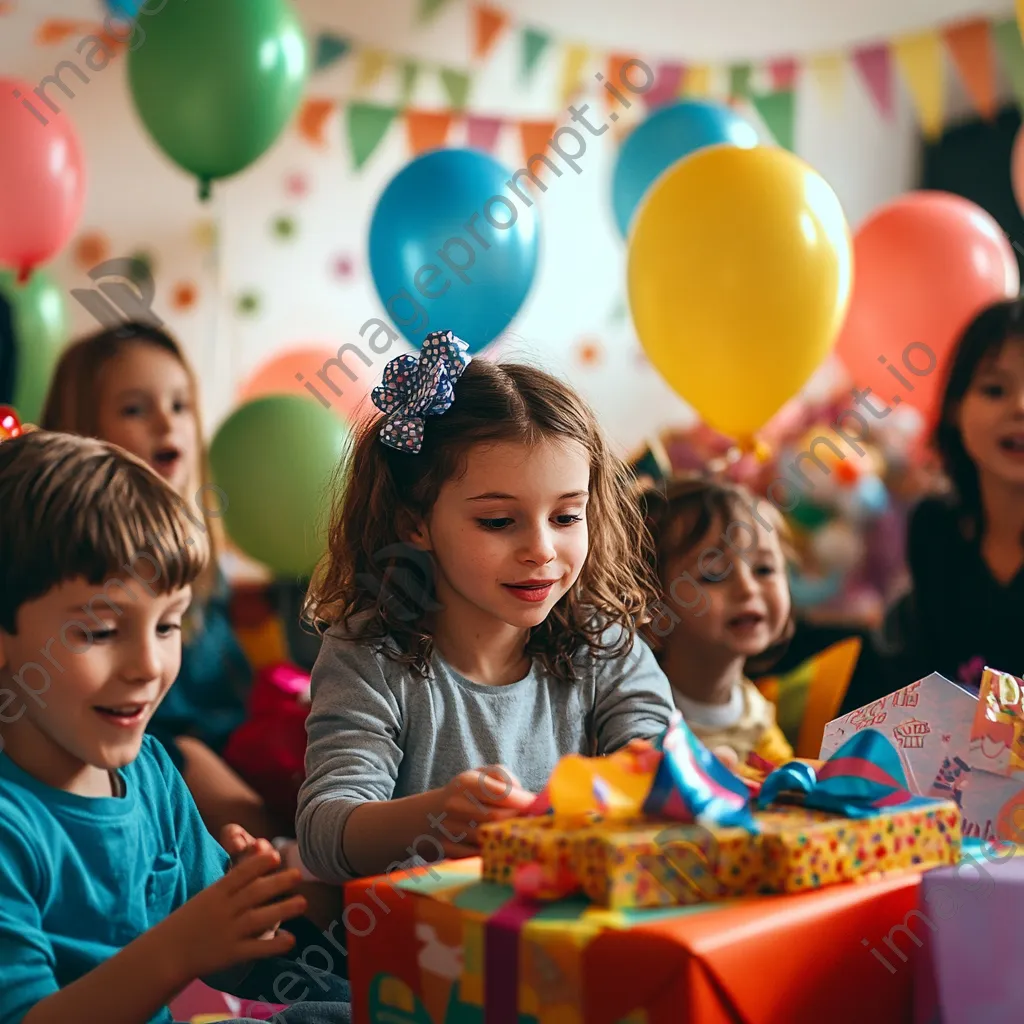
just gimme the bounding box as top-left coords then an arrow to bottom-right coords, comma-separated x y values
1,0 -> 1017,454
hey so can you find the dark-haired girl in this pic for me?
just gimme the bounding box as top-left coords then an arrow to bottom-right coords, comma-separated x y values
888,298 -> 1024,689
295,331 -> 679,884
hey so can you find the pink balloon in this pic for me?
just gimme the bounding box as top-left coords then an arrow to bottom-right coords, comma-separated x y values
835,192 -> 1019,421
0,78 -> 86,278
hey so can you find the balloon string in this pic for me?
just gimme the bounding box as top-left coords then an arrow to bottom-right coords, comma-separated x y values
198,178 -> 212,202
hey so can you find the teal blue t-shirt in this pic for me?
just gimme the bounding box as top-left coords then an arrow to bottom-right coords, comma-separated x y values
0,735 -> 229,1024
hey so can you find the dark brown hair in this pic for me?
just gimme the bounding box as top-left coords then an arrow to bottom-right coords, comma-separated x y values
39,321 -> 219,603
639,474 -> 795,671
305,358 -> 657,683
0,431 -> 209,632
933,298 -> 1024,536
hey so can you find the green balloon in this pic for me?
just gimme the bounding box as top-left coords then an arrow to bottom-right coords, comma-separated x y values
0,269 -> 69,424
209,395 -> 348,577
127,0 -> 308,198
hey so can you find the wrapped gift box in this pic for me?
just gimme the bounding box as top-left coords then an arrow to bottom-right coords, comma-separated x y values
480,800 -> 961,909
914,844 -> 1024,1023
967,666 -> 1024,779
346,856 -> 922,1024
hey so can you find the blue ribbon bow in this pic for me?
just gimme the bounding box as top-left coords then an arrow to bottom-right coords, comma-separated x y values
371,330 -> 472,453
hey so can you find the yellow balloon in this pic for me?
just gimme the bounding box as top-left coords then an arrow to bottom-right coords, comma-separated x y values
627,145 -> 853,442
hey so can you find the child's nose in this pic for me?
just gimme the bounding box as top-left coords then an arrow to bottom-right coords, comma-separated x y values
123,639 -> 162,683
521,525 -> 557,565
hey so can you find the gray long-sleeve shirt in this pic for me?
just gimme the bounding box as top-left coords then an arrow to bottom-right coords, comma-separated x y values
295,625 -> 674,883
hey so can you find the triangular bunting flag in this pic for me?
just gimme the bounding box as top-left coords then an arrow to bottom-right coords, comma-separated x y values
466,115 -> 504,153
347,102 -> 398,169
944,19 -> 997,120
440,68 -> 472,109
560,44 -> 589,104
400,61 -> 420,104
405,110 -> 454,155
603,53 -> 639,109
752,90 -> 796,151
519,120 -> 557,183
809,53 -> 846,111
893,31 -> 945,140
314,32 -> 350,71
769,58 -> 798,92
995,19 -> 1024,112
298,97 -> 336,147
522,27 -> 551,80
729,63 -> 753,100
418,0 -> 453,21
853,44 -> 893,117
356,49 -> 388,89
473,4 -> 508,60
994,20 -> 1024,112
644,62 -> 686,108
682,65 -> 712,97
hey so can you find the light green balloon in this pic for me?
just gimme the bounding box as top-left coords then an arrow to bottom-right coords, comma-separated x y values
209,395 -> 348,578
127,0 -> 308,198
0,269 -> 69,423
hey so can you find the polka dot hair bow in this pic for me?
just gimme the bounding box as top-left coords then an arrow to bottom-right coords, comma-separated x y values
371,330 -> 472,452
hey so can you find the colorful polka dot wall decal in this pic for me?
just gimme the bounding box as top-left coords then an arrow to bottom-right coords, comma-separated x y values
573,337 -> 604,368
331,254 -> 355,280
271,215 -> 298,241
236,291 -> 262,317
73,232 -> 111,271
284,172 -> 309,197
191,219 -> 217,252
127,251 -> 155,284
171,282 -> 198,311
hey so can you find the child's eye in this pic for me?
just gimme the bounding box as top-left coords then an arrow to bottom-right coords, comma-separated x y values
554,514 -> 584,527
157,623 -> 183,638
478,518 -> 513,530
172,400 -> 191,414
120,404 -> 144,417
755,564 -> 777,577
91,629 -> 117,642
980,383 -> 1006,398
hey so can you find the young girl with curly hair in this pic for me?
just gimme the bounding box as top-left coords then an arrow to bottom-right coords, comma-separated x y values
295,331 -> 677,883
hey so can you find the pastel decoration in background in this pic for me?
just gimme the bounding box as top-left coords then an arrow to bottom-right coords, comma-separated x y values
754,638 -> 862,758
0,77 -> 86,280
0,269 -> 69,424
786,567 -> 845,609
209,394 -> 349,577
628,145 -> 852,446
104,0 -> 141,19
573,336 -> 604,367
368,148 -> 540,353
126,0 -> 308,200
72,231 -> 111,272
238,344 -> 376,423
271,214 -> 298,241
191,220 -> 218,252
611,100 -> 759,237
331,254 -> 355,280
235,291 -> 262,318
834,191 -> 1019,421
170,282 -> 198,311
284,171 -> 310,197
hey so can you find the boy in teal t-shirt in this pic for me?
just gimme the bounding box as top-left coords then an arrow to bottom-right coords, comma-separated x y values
0,432 -> 349,1024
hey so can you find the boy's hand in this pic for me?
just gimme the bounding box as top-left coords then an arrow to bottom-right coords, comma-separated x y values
220,824 -> 274,867
158,848 -> 307,980
436,765 -> 535,852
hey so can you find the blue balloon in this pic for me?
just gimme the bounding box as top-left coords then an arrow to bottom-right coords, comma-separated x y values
104,0 -> 143,20
611,101 -> 759,238
368,149 -> 539,353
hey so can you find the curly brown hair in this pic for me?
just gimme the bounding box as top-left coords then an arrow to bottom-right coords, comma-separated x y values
305,358 -> 657,683
638,473 -> 796,672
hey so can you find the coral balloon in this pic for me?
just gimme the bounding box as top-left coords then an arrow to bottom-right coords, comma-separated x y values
835,192 -> 1019,420
239,345 -> 378,423
0,79 -> 86,279
627,145 -> 852,443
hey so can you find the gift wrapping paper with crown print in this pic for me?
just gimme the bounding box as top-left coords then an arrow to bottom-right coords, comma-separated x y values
346,856 -> 921,1024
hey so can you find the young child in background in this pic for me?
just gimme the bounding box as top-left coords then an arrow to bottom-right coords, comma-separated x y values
640,476 -> 795,767
40,323 -> 275,841
0,431 -> 349,1024
885,298 -> 1024,689
296,330 -> 677,884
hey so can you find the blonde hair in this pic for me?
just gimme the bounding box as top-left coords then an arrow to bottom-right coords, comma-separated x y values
306,358 -> 658,684
40,322 -> 219,604
0,431 -> 209,632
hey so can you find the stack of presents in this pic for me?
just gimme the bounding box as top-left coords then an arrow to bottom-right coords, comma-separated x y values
345,661 -> 1024,1023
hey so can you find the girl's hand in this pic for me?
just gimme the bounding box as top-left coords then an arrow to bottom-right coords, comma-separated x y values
219,824 -> 280,939
156,849 -> 307,981
436,765 -> 535,853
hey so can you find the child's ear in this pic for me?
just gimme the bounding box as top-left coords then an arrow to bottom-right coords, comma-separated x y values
406,520 -> 432,552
